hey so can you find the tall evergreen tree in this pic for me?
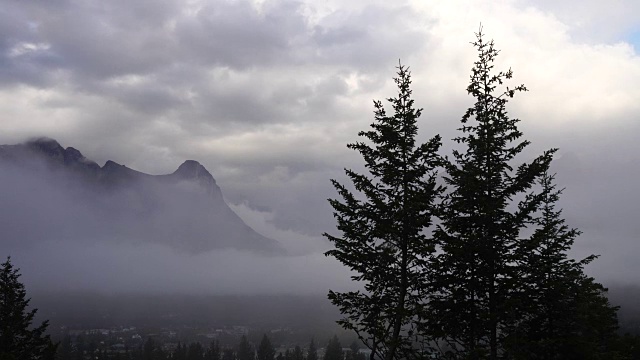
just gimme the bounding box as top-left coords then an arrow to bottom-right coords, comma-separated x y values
74,335 -> 85,360
257,334 -> 275,360
506,173 -> 620,359
430,28 -> 555,359
323,336 -> 343,360
222,348 -> 236,360
187,342 -> 205,360
143,338 -> 155,360
56,335 -> 73,360
205,340 -> 221,360
238,335 -> 254,360
324,64 -> 442,360
142,338 -> 166,360
292,345 -> 304,360
307,338 -> 318,360
0,257 -> 57,360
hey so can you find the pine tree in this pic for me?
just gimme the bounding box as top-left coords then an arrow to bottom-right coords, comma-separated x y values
187,342 -> 205,360
142,337 -> 167,360
222,348 -> 236,360
143,338 -> 155,360
307,338 -> 318,360
346,341 -> 366,360
56,335 -> 73,360
292,345 -> 304,360
0,257 -> 57,360
507,173 -> 620,359
175,342 -> 188,360
237,335 -> 254,360
323,336 -> 343,360
74,335 -> 85,360
430,28 -> 555,359
257,334 -> 275,360
205,340 -> 221,360
324,64 -> 442,360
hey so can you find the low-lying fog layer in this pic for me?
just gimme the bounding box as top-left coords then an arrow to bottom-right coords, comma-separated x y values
0,157 -> 353,295
3,141 -> 640,296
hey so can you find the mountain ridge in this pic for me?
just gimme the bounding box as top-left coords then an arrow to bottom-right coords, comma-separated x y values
0,137 -> 283,255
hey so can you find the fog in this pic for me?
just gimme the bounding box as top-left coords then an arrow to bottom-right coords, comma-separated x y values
3,131 -> 640,298
0,155 -> 354,296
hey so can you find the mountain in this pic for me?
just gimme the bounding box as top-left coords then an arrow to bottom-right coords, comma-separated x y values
0,137 -> 283,254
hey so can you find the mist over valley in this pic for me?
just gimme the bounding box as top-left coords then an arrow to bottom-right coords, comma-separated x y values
0,138 -> 352,297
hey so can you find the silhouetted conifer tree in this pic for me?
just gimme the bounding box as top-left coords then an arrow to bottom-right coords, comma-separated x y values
222,348 -> 236,360
0,257 -> 57,360
505,173 -> 620,359
56,335 -> 72,360
324,63 -> 442,360
346,341 -> 366,360
257,334 -> 275,360
205,340 -> 221,360
307,338 -> 318,360
430,28 -> 555,359
187,342 -> 205,360
238,335 -> 254,360
291,345 -> 303,360
323,336 -> 343,360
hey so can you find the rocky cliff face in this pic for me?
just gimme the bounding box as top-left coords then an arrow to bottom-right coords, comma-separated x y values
0,138 -> 282,254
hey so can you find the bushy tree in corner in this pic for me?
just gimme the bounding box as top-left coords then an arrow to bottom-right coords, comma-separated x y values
0,257 -> 57,360
324,64 -> 442,360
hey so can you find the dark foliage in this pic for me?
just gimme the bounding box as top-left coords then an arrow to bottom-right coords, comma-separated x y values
323,336 -> 343,360
324,64 -> 442,360
237,335 -> 254,360
429,28 -> 555,359
307,338 -> 318,360
257,334 -> 274,360
0,257 -> 57,360
326,28 -> 623,360
505,173 -> 620,359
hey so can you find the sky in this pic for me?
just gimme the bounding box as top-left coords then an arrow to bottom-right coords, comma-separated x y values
1,0 -> 640,293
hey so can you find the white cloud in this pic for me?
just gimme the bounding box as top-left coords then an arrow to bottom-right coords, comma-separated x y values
229,202 -> 331,255
8,42 -> 51,57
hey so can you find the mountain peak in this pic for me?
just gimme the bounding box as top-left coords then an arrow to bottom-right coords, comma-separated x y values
173,160 -> 217,187
26,137 -> 64,158
175,160 -> 208,176
0,138 -> 283,254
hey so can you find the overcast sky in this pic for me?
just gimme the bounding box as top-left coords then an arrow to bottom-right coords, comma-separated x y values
1,0 -> 640,292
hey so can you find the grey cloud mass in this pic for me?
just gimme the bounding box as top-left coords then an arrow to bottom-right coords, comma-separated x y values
0,0 -> 639,294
